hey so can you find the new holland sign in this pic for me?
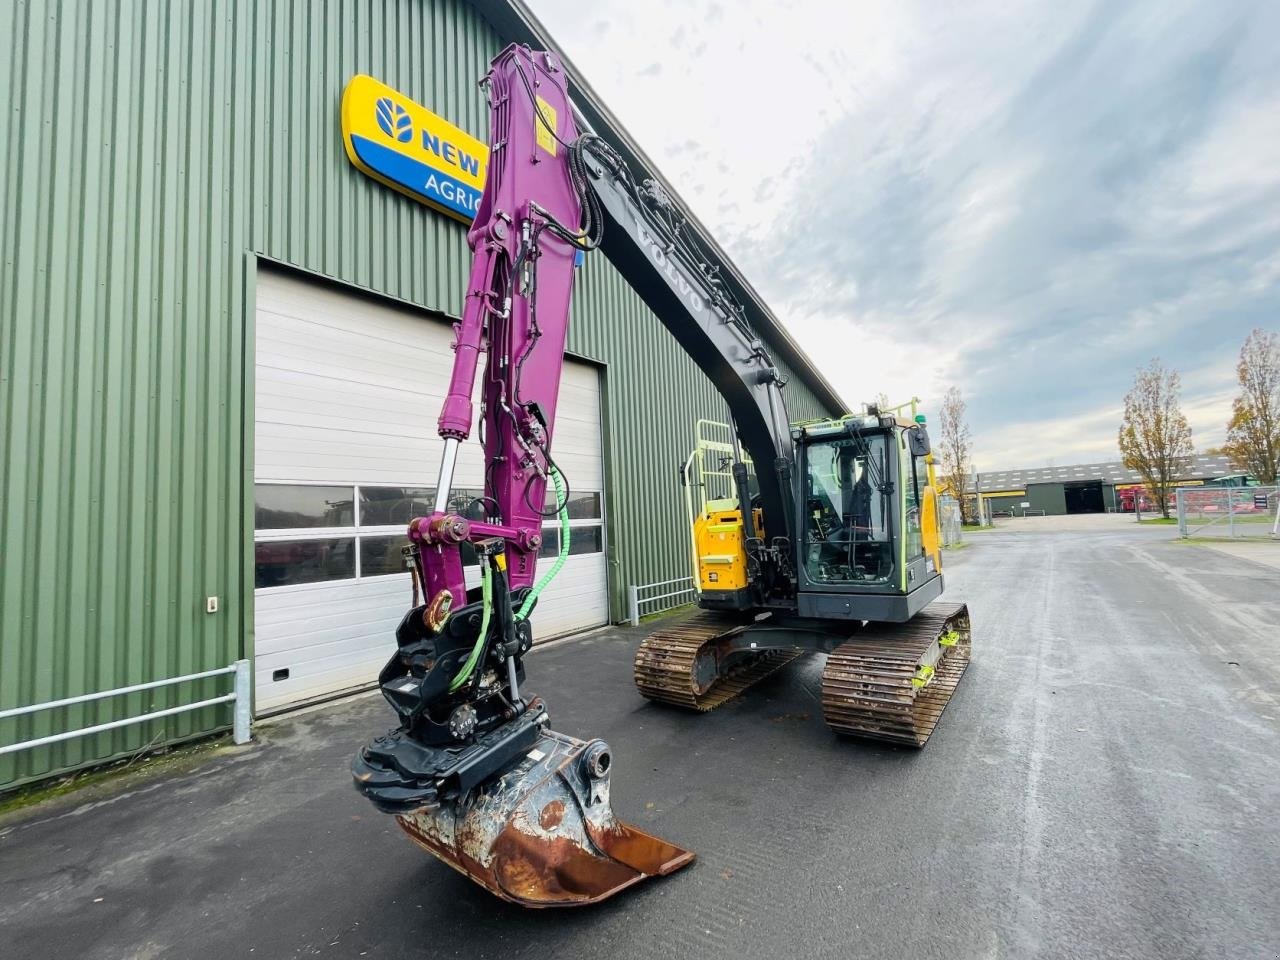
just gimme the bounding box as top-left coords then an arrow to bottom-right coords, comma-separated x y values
341,75 -> 488,222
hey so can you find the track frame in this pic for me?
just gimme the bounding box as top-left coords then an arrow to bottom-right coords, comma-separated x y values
634,603 -> 971,747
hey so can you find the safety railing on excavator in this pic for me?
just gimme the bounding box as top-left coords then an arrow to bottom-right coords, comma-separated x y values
682,419 -> 752,585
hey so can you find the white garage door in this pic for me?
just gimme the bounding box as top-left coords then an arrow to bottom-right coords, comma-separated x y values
253,270 -> 608,714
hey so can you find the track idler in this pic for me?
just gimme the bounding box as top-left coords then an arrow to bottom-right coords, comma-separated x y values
353,711 -> 693,907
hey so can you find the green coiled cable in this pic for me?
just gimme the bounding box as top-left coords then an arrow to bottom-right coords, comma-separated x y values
449,468 -> 568,692
515,466 -> 569,623
448,559 -> 493,692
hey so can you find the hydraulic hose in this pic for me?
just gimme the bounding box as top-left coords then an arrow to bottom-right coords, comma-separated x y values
450,467 -> 568,690
516,466 -> 570,622
449,560 -> 494,692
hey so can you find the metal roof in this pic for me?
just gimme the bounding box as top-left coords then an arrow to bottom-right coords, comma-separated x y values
976,455 -> 1244,492
472,0 -> 849,417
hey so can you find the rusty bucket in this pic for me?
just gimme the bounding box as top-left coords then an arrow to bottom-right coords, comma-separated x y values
394,729 -> 694,907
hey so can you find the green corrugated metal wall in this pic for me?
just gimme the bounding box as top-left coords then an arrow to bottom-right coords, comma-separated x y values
1,0 -> 248,789
0,0 -> 837,789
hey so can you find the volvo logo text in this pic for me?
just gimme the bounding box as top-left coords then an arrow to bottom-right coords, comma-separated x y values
635,222 -> 706,313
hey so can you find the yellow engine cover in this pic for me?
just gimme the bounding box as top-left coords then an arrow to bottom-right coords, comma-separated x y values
694,508 -> 761,592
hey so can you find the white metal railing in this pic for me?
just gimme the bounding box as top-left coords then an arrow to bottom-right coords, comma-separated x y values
0,660 -> 252,757
627,576 -> 697,626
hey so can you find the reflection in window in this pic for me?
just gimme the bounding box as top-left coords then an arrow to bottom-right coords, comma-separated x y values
905,452 -> 925,559
359,487 -> 433,527
544,490 -> 603,520
566,492 -> 602,520
360,536 -> 411,577
538,528 -> 559,559
802,435 -> 893,584
255,538 -> 355,588
254,481 -> 607,591
568,526 -> 603,555
255,485 -> 354,529
445,488 -> 491,522
531,526 -> 604,558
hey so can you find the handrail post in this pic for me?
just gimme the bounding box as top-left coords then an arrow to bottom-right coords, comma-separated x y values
232,659 -> 253,745
628,585 -> 640,627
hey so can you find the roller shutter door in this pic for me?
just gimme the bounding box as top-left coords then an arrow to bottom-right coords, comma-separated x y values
252,270 -> 607,713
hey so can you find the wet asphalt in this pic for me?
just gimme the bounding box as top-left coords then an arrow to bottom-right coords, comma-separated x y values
2,523 -> 1278,959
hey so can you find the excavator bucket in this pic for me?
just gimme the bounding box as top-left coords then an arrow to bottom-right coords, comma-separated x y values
367,728 -> 694,907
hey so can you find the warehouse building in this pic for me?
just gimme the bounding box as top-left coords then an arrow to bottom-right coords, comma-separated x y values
0,0 -> 845,788
976,454 -> 1249,516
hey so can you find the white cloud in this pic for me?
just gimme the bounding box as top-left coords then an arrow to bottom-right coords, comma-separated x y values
528,0 -> 1280,471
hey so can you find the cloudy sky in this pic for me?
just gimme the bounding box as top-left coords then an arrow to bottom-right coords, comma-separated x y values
527,0 -> 1280,469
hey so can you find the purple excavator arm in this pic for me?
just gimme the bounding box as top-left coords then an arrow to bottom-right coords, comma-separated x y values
413,45 -> 582,608
352,45 -> 694,908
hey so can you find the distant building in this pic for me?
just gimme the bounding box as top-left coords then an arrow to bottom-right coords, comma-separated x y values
974,455 -> 1251,516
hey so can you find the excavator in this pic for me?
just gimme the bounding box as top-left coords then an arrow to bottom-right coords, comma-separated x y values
351,44 -> 971,908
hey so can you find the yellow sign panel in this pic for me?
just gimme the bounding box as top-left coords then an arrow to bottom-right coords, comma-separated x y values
534,95 -> 558,156
340,74 -> 488,222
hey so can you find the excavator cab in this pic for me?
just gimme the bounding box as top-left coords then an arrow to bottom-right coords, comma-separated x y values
793,412 -> 943,622
685,411 -> 944,622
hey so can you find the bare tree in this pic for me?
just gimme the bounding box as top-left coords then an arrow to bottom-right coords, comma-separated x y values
1223,329 -> 1280,484
1117,360 -> 1193,518
937,387 -> 974,522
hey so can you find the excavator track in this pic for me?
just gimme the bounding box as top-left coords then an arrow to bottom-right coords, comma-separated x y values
635,603 -> 971,748
821,601 -> 971,747
634,611 -> 804,711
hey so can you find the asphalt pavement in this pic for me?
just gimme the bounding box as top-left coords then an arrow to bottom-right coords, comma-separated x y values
2,522 -> 1278,959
